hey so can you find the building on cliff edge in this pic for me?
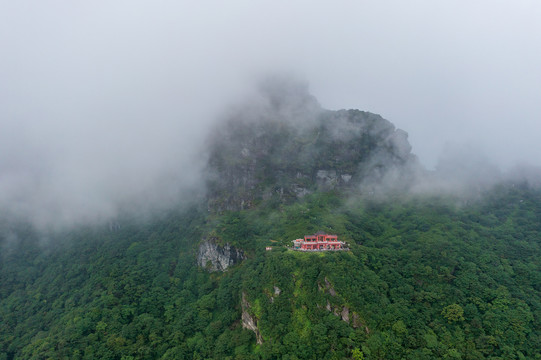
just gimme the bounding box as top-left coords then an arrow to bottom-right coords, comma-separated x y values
292,232 -> 347,251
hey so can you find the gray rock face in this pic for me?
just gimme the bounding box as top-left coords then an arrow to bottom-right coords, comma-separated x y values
206,81 -> 418,213
316,170 -> 337,188
341,174 -> 352,183
197,238 -> 245,272
242,292 -> 263,344
341,306 -> 350,323
324,277 -> 337,297
292,184 -> 311,198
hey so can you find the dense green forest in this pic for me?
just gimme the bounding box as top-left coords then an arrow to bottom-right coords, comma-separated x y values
1,183 -> 540,359
1,84 -> 539,359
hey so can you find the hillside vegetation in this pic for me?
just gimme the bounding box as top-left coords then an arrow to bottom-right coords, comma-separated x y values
1,82 -> 540,359
1,185 -> 540,359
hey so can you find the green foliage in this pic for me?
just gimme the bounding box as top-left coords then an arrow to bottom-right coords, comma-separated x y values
441,304 -> 465,323
1,185 -> 541,359
352,347 -> 365,360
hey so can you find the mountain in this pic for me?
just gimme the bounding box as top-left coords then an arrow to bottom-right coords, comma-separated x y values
1,82 -> 540,359
206,79 -> 418,212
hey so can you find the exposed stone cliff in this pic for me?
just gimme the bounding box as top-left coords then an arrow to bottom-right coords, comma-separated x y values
241,292 -> 263,344
197,237 -> 245,272
205,79 -> 418,212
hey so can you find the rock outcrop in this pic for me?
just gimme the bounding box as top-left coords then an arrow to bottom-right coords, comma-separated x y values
205,78 -> 418,213
319,277 -> 366,329
197,237 -> 245,272
341,306 -> 350,323
241,292 -> 263,344
322,277 -> 337,297
270,285 -> 281,303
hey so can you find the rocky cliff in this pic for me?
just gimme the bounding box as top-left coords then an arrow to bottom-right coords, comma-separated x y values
241,292 -> 263,344
205,79 -> 418,212
197,237 -> 245,272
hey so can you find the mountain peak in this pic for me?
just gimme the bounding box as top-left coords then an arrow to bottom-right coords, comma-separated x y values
256,75 -> 320,116
205,82 -> 418,212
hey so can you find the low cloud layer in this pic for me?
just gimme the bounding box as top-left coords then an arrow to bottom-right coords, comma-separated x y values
1,2 -> 540,227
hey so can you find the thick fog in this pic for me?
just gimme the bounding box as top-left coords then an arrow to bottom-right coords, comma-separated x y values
1,1 -> 540,227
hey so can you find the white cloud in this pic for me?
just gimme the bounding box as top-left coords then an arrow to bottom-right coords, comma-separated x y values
1,1 -> 540,226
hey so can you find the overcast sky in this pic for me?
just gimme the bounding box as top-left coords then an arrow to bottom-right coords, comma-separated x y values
1,1 -> 540,226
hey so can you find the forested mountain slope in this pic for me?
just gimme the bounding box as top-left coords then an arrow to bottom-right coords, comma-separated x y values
1,186 -> 540,359
1,83 -> 540,359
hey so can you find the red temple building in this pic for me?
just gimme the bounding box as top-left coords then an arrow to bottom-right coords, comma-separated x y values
292,232 -> 346,251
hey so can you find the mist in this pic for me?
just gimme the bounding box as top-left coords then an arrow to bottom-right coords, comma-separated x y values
2,1 -> 540,228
